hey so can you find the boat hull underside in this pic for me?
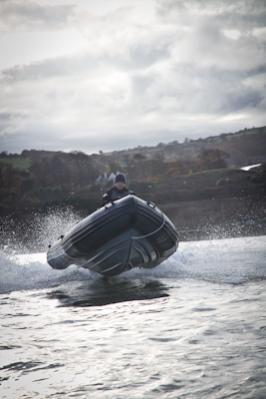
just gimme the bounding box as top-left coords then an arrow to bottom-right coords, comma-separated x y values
47,196 -> 178,276
74,229 -> 174,276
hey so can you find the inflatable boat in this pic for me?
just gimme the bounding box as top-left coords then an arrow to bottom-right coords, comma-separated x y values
47,195 -> 178,277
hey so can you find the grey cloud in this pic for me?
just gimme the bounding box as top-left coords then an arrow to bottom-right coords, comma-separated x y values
157,0 -> 266,31
131,62 -> 265,116
225,91 -> 263,112
0,111 -> 27,134
0,55 -> 87,82
0,0 -> 75,31
0,0 -> 265,153
1,30 -> 263,86
157,0 -> 266,18
1,34 -> 172,82
127,42 -> 170,69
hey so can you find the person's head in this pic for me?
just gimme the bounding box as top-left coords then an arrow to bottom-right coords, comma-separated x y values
114,173 -> 126,190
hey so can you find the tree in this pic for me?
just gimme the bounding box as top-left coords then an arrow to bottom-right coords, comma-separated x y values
133,153 -> 146,161
197,149 -> 228,170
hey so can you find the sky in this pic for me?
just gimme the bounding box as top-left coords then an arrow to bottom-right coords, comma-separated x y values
0,0 -> 265,154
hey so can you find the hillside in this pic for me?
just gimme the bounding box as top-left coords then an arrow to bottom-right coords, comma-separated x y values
103,126 -> 266,167
0,126 -> 266,240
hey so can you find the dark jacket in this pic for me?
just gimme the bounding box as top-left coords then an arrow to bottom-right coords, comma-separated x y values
102,187 -> 133,205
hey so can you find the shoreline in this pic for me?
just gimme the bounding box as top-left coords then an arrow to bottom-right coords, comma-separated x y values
1,195 -> 266,252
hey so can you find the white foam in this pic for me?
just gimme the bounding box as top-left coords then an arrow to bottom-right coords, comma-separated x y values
0,251 -> 93,294
1,236 -> 266,294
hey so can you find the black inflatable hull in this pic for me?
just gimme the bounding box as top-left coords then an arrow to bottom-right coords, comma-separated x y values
47,195 -> 178,277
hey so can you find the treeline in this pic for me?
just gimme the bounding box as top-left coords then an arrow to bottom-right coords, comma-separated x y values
0,126 -> 266,215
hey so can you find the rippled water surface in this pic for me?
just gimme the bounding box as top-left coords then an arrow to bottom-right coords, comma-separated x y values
1,236 -> 266,398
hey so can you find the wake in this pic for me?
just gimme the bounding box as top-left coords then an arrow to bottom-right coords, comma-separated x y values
0,252 -> 93,294
1,235 -> 266,294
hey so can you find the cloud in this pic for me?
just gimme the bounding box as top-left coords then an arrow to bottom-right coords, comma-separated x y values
0,111 -> 27,136
0,0 -> 265,153
157,0 -> 266,29
0,0 -> 75,31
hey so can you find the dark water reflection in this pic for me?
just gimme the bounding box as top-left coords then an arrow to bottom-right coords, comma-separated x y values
47,278 -> 169,307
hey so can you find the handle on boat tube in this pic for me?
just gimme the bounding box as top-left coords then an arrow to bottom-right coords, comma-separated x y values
104,201 -> 115,210
147,200 -> 156,209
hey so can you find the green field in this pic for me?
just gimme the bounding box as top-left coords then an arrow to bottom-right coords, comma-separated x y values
0,156 -> 32,171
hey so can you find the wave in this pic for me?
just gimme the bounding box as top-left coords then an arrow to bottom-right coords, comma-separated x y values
0,236 -> 265,295
0,252 -> 92,294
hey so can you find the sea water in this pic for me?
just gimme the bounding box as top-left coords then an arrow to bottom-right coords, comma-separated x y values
0,236 -> 266,399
